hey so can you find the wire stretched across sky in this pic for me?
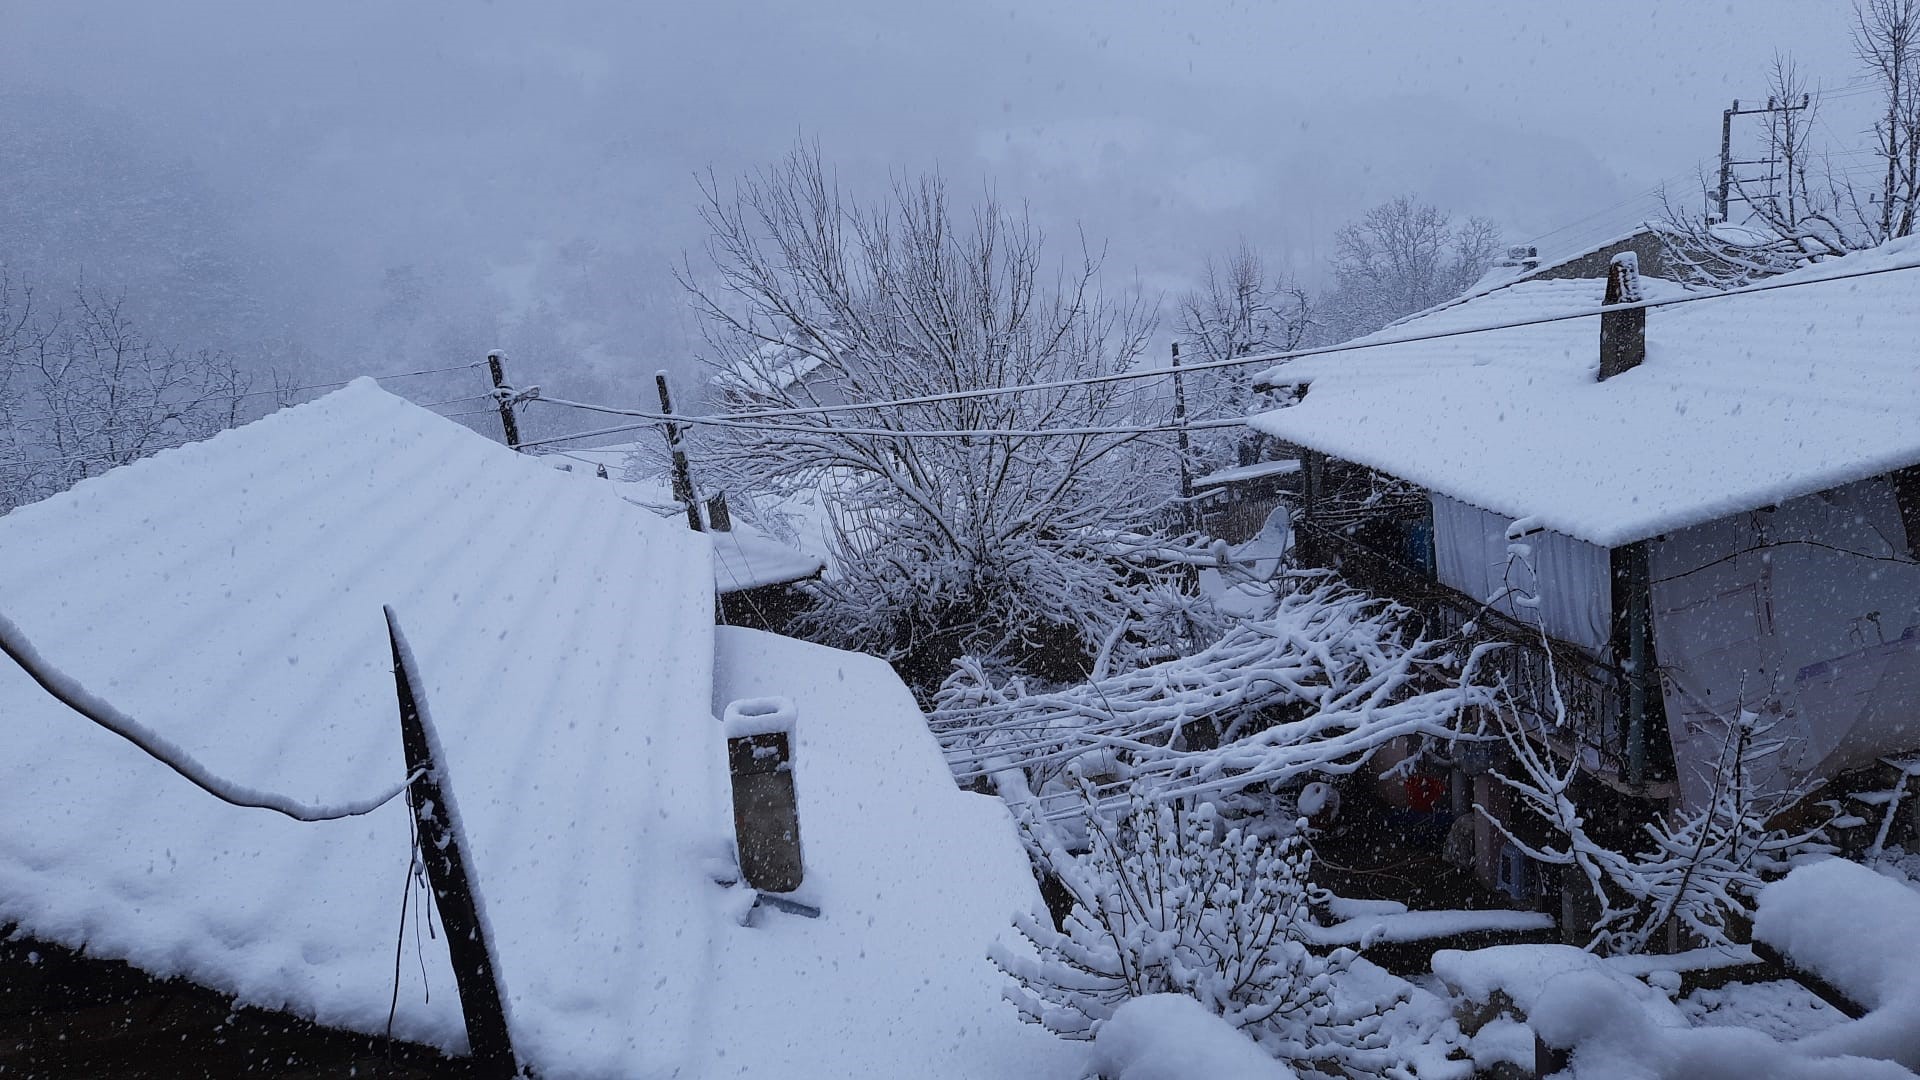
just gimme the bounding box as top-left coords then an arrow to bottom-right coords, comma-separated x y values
514,404 -> 1247,448
511,255 -> 1920,448
224,362 -> 484,402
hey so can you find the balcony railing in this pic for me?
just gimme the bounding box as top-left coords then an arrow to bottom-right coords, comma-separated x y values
1296,519 -> 1640,780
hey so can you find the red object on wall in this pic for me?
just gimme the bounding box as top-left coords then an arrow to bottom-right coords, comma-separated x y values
1404,773 -> 1447,814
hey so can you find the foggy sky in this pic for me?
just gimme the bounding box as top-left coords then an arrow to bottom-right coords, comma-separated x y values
0,0 -> 1876,405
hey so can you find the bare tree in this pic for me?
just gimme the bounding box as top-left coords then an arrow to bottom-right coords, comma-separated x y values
1316,197 -> 1500,343
1763,53 -> 1818,230
1,273 -> 258,512
1856,0 -> 1920,239
683,145 -> 1170,693
1484,689 -> 1829,954
1175,245 -> 1311,469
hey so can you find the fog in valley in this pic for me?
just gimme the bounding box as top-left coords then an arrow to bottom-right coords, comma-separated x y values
1,1 -> 1865,435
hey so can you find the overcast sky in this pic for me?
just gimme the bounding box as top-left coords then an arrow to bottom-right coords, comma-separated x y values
0,1 -> 1876,386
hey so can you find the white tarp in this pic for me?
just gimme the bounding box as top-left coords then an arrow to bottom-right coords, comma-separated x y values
1431,493 -> 1613,653
1649,477 -> 1920,807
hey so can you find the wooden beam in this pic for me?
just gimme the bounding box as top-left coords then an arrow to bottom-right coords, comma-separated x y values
385,607 -> 518,1078
485,352 -> 523,451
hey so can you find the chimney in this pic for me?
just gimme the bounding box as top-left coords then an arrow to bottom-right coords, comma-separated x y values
1598,251 -> 1646,381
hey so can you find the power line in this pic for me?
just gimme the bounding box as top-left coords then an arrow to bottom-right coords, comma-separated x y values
228,362 -> 484,402
0,609 -> 420,822
415,393 -> 489,409
0,448 -> 126,472
511,255 -> 1920,442
514,406 -> 1246,448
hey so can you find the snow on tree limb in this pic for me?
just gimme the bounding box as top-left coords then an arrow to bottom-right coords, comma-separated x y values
935,578 -> 1496,810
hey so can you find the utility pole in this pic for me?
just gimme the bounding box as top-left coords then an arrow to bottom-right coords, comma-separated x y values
1718,96 -> 1812,223
1169,342 -> 1195,533
655,371 -> 704,532
1169,342 -> 1201,592
485,351 -> 522,451
1719,100 -> 1737,222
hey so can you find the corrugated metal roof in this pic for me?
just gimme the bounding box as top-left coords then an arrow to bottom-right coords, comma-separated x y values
1246,239 -> 1920,547
0,380 -> 718,1067
0,380 -> 1066,1076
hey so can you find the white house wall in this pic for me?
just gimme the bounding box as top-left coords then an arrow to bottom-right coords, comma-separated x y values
1430,492 -> 1613,653
1649,477 -> 1920,806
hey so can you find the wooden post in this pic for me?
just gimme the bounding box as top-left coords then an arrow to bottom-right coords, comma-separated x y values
655,371 -> 704,532
486,351 -> 522,451
1622,541 -> 1651,790
1718,100 -> 1736,222
384,607 -> 517,1078
1170,342 -> 1196,528
1170,343 -> 1201,591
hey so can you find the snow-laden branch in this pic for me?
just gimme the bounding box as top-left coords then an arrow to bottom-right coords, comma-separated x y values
0,609 -> 420,822
935,579 -> 1495,811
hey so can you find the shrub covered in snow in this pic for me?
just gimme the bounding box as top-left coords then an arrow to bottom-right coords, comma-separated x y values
992,782 -> 1374,1071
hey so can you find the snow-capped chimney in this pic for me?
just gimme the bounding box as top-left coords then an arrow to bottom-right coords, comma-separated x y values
724,696 -> 805,894
1598,251 -> 1646,381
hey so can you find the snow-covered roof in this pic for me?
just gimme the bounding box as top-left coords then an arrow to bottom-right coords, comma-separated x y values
541,446 -> 826,590
1409,223 -> 1664,331
0,381 -> 1067,1077
1248,239 -> 1920,547
712,338 -> 830,394
1192,458 -> 1301,489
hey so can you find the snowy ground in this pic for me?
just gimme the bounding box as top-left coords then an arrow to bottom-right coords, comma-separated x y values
1680,979 -> 1848,1043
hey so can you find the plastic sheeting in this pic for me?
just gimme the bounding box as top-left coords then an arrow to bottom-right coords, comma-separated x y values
1431,493 -> 1613,653
1649,477 -> 1920,807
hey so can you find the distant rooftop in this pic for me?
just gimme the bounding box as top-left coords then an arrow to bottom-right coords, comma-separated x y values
1248,238 -> 1920,547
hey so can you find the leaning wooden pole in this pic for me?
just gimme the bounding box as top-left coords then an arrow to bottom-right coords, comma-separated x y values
384,607 -> 518,1078
655,371 -> 704,532
1169,342 -> 1200,591
486,351 -> 523,451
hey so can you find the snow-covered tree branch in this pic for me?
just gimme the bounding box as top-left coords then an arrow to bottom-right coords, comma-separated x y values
936,575 -> 1496,811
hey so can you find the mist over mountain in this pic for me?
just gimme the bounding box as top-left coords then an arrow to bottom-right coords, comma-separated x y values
0,1 -> 1859,422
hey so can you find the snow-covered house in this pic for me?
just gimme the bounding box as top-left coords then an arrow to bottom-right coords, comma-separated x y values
1247,240 -> 1920,861
537,444 -> 827,628
1471,224 -> 1674,296
711,337 -> 846,407
0,381 -> 1076,1078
